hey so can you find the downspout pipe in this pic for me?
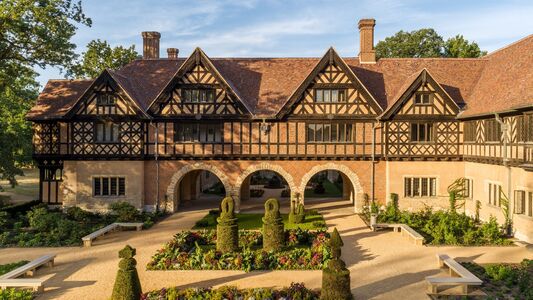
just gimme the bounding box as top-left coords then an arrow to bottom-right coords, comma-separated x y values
371,121 -> 384,205
495,113 -> 512,233
151,121 -> 160,213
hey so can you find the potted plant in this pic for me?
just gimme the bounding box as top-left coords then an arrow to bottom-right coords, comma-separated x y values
370,201 -> 379,229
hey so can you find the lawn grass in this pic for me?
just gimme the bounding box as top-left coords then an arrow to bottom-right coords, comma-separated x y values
193,210 -> 327,230
0,168 -> 39,201
304,180 -> 342,198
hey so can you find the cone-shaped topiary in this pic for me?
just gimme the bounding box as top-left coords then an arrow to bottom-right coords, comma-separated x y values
321,228 -> 352,300
111,245 -> 142,300
262,198 -> 284,252
216,196 -> 239,252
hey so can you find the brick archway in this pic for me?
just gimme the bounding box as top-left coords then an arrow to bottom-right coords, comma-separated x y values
299,163 -> 365,212
166,162 -> 232,212
234,163 -> 298,210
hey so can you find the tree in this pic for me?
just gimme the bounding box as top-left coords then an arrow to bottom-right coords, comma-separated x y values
0,0 -> 91,188
69,39 -> 138,78
444,35 -> 487,58
376,29 -> 486,59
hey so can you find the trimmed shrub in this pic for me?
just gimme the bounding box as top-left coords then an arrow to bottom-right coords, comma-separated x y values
110,202 -> 140,222
289,202 -> 305,224
262,198 -> 284,252
216,197 -> 239,252
111,245 -> 142,300
321,228 -> 352,300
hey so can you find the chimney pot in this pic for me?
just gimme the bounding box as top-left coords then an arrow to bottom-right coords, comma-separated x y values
142,31 -> 161,59
167,48 -> 179,59
358,19 -> 376,64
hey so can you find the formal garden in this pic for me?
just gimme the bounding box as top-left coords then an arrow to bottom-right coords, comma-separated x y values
0,201 -> 164,247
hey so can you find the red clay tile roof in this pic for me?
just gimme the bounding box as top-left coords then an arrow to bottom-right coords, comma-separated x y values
27,79 -> 92,120
27,35 -> 532,120
459,35 -> 533,118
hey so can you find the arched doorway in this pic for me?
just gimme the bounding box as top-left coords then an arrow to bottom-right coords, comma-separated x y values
166,163 -> 232,212
235,163 -> 297,211
299,163 -> 364,212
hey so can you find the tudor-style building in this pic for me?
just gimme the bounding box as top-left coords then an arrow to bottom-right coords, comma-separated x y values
27,20 -> 533,243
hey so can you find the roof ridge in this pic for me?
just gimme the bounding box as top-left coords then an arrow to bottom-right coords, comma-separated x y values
484,34 -> 533,58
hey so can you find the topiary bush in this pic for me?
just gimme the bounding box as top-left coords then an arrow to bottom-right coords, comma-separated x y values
111,245 -> 142,300
216,197 -> 239,252
289,201 -> 305,224
262,198 -> 284,252
321,228 -> 352,300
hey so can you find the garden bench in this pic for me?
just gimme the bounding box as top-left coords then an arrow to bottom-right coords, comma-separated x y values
425,254 -> 482,295
0,279 -> 45,292
82,222 -> 143,247
0,254 -> 56,279
373,223 -> 424,245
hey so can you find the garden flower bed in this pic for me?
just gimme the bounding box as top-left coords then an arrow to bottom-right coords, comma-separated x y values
0,202 -> 164,247
141,282 -> 319,300
193,209 -> 327,230
461,259 -> 532,299
147,229 -> 331,271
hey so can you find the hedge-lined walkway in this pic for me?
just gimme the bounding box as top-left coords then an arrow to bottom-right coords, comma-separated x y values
0,199 -> 530,300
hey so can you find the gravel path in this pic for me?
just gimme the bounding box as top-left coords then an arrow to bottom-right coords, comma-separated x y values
0,199 -> 530,299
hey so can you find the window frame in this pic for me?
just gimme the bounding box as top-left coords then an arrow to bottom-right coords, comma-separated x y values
96,92 -> 116,106
404,176 -> 437,198
413,92 -> 433,105
94,122 -> 120,143
174,123 -> 223,143
410,122 -> 434,143
314,89 -> 347,103
305,122 -> 353,143
180,88 -> 216,103
463,121 -> 476,143
484,119 -> 501,143
93,176 -> 126,197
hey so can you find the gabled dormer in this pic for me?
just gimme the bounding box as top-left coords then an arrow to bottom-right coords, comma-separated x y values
379,69 -> 460,121
277,47 -> 382,119
148,48 -> 251,118
65,70 -> 147,118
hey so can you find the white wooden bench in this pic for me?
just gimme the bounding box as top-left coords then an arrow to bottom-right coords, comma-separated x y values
0,254 -> 56,279
0,254 -> 56,293
425,254 -> 483,295
0,279 -> 45,292
82,222 -> 143,247
373,223 -> 424,245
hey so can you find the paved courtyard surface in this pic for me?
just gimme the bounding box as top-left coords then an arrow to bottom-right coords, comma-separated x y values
0,198 -> 531,299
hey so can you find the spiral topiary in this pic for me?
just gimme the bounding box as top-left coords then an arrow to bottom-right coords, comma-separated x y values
321,228 -> 352,300
111,245 -> 142,300
216,196 -> 239,252
262,198 -> 284,252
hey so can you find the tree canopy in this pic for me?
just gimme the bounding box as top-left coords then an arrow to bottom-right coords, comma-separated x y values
376,29 -> 486,59
69,39 -> 139,78
0,0 -> 91,188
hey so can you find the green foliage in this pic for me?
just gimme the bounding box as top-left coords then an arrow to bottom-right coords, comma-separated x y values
0,0 -> 91,188
377,207 -> 511,246
112,245 -> 142,300
193,211 -> 326,230
142,282 -> 319,300
68,39 -> 138,78
289,200 -> 306,224
0,288 -> 33,300
370,201 -> 379,214
110,202 -> 140,222
0,260 -> 29,275
147,229 -> 331,272
321,228 -> 351,300
216,197 -> 238,252
376,29 -> 486,59
262,198 -> 284,252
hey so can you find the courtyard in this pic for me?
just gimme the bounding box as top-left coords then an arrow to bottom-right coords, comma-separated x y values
0,198 -> 530,299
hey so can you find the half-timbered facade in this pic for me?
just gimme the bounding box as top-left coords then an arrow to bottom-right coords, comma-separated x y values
27,20 -> 533,242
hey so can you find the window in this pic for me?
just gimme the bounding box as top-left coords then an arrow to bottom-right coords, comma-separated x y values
528,192 -> 533,217
174,123 -> 223,143
488,183 -> 502,206
485,119 -> 501,142
95,122 -> 120,143
464,178 -> 473,199
410,123 -> 433,142
96,93 -> 115,106
306,123 -> 353,143
514,190 -> 526,214
181,89 -> 215,103
314,89 -> 346,103
464,122 -> 476,142
404,177 -> 437,197
518,114 -> 533,142
414,93 -> 432,105
93,177 -> 125,196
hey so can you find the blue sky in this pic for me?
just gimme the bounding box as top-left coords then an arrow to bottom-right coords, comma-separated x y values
37,0 -> 533,87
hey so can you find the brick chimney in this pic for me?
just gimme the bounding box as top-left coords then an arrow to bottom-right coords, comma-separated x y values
167,48 -> 179,59
358,19 -> 376,64
142,31 -> 161,59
